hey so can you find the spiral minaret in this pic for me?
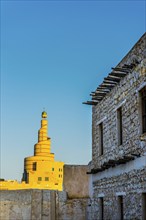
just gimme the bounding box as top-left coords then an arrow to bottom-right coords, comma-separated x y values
22,111 -> 64,191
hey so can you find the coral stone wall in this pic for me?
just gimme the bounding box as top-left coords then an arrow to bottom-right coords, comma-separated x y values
89,33 -> 146,220
87,168 -> 146,220
92,34 -> 146,169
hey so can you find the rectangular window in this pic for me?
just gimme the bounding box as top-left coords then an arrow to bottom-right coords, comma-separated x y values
99,123 -> 103,155
118,196 -> 123,220
32,162 -> 37,171
26,172 -> 29,184
141,87 -> 146,133
117,107 -> 123,146
38,177 -> 42,181
99,197 -> 104,220
52,168 -> 54,171
45,177 -> 49,181
142,193 -> 146,220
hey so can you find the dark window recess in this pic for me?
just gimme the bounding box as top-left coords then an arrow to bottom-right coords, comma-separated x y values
45,177 -> 49,181
26,173 -> 29,184
52,168 -> 54,171
99,197 -> 104,220
117,107 -> 123,146
38,177 -> 42,181
32,162 -> 37,171
118,196 -> 124,220
99,123 -> 103,155
141,87 -> 146,133
142,193 -> 146,220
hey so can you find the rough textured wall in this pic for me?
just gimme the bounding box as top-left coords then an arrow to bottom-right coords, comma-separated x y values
87,168 -> 146,220
63,165 -> 89,198
0,190 -> 32,220
57,195 -> 88,220
92,33 -> 146,168
0,189 -> 88,220
88,33 -> 146,220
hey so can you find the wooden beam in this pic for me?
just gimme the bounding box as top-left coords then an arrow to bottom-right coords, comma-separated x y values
92,95 -> 105,98
106,75 -> 121,82
131,153 -> 140,157
91,168 -> 105,174
102,164 -> 112,169
99,85 -> 115,89
123,64 -> 134,69
91,91 -> 107,96
103,161 -> 115,167
123,155 -> 134,161
95,91 -> 108,94
101,83 -> 115,86
86,171 -> 92,174
96,87 -> 111,90
112,67 -> 129,73
90,92 -> 96,96
109,72 -> 127,77
103,80 -> 118,85
82,101 -> 98,105
117,159 -> 126,164
92,97 -> 102,101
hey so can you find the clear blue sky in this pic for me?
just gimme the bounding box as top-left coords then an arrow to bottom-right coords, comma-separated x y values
1,0 -> 145,180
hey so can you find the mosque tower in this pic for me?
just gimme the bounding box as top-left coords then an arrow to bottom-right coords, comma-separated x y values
22,111 -> 64,191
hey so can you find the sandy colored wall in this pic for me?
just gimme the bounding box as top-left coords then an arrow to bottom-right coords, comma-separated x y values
63,165 -> 90,198
0,189 -> 88,220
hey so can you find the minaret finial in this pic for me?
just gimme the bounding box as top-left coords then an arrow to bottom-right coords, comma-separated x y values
42,111 -> 47,118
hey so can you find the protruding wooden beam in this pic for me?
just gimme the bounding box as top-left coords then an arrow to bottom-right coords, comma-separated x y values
86,171 -> 92,174
109,72 -> 127,77
123,64 -> 133,68
123,155 -> 134,160
106,75 -> 121,82
131,153 -> 140,157
91,91 -> 107,96
103,80 -> 118,85
82,101 -> 98,105
99,84 -> 115,90
90,168 -> 103,174
92,95 -> 105,98
123,64 -> 135,69
112,67 -> 129,73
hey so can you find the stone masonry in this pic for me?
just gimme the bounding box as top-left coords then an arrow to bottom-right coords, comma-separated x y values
0,189 -> 88,220
87,33 -> 146,220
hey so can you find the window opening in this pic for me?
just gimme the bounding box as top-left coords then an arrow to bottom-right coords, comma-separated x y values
117,107 -> 123,146
99,123 -> 103,155
32,162 -> 37,171
141,87 -> 146,133
118,196 -> 124,220
99,197 -> 104,220
38,177 -> 42,181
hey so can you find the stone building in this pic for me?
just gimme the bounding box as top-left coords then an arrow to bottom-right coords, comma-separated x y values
84,33 -> 146,219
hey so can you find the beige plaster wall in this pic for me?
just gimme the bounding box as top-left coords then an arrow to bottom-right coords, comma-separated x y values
63,165 -> 90,199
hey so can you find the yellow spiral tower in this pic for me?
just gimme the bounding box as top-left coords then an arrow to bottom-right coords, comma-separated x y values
22,111 -> 64,190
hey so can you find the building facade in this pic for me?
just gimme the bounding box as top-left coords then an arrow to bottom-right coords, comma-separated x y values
0,111 -> 64,191
85,33 -> 146,219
